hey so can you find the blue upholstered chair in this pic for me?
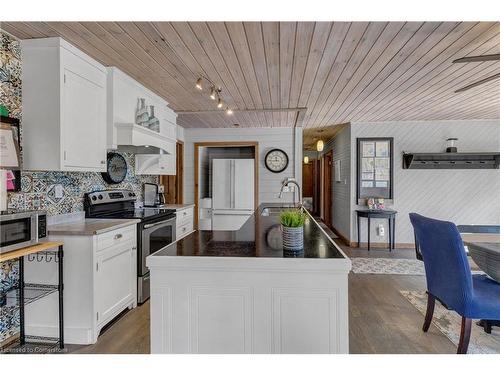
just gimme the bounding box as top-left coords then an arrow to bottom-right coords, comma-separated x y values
409,213 -> 500,354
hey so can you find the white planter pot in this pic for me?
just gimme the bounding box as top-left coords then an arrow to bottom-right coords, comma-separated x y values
282,225 -> 304,251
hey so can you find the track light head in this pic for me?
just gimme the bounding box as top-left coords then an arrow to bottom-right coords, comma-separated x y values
210,86 -> 217,100
225,108 -> 233,115
217,97 -> 223,108
195,78 -> 203,90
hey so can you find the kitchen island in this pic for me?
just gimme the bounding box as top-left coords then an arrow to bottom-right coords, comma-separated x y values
146,204 -> 351,354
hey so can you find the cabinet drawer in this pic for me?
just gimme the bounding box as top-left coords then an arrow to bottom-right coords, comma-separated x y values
96,225 -> 136,251
176,221 -> 193,240
176,207 -> 194,225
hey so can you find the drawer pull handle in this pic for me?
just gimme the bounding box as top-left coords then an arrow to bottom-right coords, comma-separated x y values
114,234 -> 123,240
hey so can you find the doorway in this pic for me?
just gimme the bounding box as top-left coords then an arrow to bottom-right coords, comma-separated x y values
160,141 -> 184,204
322,150 -> 333,228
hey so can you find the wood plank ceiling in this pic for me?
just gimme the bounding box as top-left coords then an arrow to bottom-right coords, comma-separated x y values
2,22 -> 500,130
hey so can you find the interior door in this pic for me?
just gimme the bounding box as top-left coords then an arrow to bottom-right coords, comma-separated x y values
233,159 -> 254,210
96,244 -> 135,325
63,67 -> 106,170
322,151 -> 333,228
212,159 -> 232,210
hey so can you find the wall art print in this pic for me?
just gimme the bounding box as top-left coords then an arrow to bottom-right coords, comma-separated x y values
0,31 -> 158,344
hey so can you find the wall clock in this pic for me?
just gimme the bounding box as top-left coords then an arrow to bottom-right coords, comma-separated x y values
265,149 -> 289,173
101,152 -> 128,184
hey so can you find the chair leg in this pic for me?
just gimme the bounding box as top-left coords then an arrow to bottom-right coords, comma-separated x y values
422,293 -> 435,332
457,317 -> 472,354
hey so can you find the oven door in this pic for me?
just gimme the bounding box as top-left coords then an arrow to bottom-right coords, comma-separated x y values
139,217 -> 176,276
0,215 -> 37,254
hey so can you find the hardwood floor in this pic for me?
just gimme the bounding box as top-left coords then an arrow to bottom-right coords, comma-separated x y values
67,242 -> 458,354
340,243 -> 457,354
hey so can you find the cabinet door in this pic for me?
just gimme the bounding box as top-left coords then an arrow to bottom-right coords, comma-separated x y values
95,243 -> 136,325
62,67 -> 106,170
212,159 -> 232,210
233,159 -> 254,210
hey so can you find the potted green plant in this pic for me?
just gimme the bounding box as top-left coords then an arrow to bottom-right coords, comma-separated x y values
280,209 -> 307,251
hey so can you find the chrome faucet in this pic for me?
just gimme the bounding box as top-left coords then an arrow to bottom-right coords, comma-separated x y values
279,178 -> 302,208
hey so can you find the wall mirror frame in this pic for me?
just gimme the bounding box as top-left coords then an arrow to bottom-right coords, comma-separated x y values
356,137 -> 394,203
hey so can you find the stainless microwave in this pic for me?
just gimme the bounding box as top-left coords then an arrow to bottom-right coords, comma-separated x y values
0,211 -> 47,254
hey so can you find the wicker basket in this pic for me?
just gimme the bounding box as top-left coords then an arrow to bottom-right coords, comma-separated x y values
282,225 -> 304,251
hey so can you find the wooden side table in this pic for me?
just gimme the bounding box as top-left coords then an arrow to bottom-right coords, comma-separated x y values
0,241 -> 64,352
356,209 -> 397,251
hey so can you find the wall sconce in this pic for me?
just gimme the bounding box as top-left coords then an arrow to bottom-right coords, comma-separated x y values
304,156 -> 309,164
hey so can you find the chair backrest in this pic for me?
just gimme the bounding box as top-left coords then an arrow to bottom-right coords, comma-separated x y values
409,213 -> 473,313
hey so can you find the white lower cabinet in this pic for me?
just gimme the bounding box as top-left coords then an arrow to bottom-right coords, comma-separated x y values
25,224 -> 137,345
175,206 -> 194,240
95,243 -> 136,325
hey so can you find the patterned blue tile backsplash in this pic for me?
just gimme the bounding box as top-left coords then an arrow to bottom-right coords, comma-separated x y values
0,31 -> 158,344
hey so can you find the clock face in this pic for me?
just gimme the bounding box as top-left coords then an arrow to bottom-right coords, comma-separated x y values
265,149 -> 289,173
101,153 -> 128,184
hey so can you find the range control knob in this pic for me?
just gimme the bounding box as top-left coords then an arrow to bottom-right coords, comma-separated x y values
91,196 -> 97,201
129,192 -> 134,197
98,194 -> 103,200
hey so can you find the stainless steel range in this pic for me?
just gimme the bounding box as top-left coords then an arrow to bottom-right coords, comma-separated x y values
84,189 -> 176,304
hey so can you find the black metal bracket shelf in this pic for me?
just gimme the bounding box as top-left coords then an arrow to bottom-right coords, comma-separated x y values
403,152 -> 500,169
1,244 -> 65,353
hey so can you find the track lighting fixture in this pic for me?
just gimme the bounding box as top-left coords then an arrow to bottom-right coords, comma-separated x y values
195,77 -> 232,113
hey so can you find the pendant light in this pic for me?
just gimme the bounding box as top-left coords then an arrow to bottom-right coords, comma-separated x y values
217,97 -> 223,108
304,156 -> 309,164
316,139 -> 324,152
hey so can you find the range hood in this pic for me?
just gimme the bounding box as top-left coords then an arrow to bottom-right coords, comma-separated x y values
114,123 -> 175,155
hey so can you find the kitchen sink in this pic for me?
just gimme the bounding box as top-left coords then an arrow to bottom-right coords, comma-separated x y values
260,206 -> 297,216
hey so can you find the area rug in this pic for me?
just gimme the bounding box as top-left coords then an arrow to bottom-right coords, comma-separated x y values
351,257 -> 425,275
401,290 -> 500,354
351,257 -> 484,276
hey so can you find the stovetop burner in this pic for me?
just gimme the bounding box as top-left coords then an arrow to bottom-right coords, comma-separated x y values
97,207 -> 176,221
84,189 -> 175,222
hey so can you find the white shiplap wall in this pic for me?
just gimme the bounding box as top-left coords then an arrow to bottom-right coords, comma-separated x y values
183,127 -> 303,205
349,119 -> 500,244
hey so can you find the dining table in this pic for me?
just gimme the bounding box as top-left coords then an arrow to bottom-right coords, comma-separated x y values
461,231 -> 500,334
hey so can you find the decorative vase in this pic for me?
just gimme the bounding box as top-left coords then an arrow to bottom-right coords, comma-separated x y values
282,225 -> 304,251
147,105 -> 160,133
136,98 -> 149,126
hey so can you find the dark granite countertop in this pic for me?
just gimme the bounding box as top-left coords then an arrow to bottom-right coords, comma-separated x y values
151,203 -> 346,259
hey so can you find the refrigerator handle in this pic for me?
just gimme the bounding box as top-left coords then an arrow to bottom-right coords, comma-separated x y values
231,160 -> 235,208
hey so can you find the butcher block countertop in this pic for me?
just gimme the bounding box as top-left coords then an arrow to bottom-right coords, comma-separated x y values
48,218 -> 140,236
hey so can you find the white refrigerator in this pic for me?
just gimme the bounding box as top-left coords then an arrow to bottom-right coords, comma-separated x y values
212,159 -> 254,230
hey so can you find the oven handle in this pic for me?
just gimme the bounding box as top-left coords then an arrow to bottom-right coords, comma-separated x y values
143,218 -> 175,229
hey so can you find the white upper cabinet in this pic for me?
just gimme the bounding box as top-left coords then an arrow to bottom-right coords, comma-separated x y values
107,67 -> 177,147
21,37 -> 107,172
107,67 -> 177,175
